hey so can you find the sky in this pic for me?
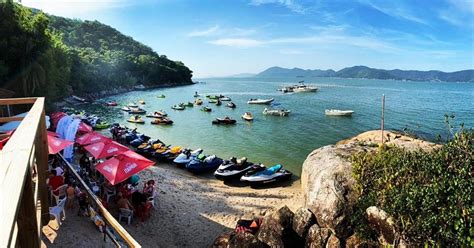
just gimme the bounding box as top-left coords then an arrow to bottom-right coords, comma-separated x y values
21,0 -> 474,78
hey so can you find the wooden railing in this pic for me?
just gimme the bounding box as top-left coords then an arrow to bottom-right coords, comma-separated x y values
0,97 -> 50,247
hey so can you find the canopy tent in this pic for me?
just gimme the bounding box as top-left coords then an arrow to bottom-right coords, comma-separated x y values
84,140 -> 129,159
78,122 -> 93,133
76,132 -> 111,146
48,133 -> 74,154
95,150 -> 155,185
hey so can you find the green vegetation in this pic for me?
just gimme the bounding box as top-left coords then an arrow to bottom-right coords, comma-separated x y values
0,1 -> 192,103
351,127 -> 473,246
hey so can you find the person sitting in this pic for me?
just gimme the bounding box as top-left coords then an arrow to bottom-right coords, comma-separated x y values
117,192 -> 134,210
142,180 -> 155,198
48,169 -> 64,194
52,163 -> 64,176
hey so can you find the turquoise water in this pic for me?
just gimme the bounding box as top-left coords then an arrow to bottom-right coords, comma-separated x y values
82,77 -> 474,176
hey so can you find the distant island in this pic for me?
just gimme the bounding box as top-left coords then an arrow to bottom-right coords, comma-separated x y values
253,66 -> 474,82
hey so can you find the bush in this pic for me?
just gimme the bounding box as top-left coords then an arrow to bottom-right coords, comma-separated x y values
351,129 -> 473,246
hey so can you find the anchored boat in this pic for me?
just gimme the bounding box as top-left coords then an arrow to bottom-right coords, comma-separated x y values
247,98 -> 274,104
325,109 -> 354,116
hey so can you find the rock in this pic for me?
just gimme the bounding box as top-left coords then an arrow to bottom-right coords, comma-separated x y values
326,235 -> 341,248
257,206 -> 303,247
228,232 -> 266,248
365,206 -> 396,245
305,224 -> 332,248
292,208 -> 317,239
344,235 -> 365,248
212,232 -> 232,248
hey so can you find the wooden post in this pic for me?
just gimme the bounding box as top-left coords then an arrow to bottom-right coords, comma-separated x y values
16,169 -> 40,248
381,94 -> 385,145
35,107 -> 50,226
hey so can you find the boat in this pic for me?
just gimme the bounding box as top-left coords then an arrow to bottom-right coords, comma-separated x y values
325,109 -> 354,116
185,102 -> 194,107
72,95 -> 86,102
127,102 -> 138,108
173,148 -> 203,167
127,116 -> 145,124
129,107 -> 146,114
240,164 -> 292,185
220,97 -> 231,101
151,117 -> 173,125
201,106 -> 212,112
146,110 -> 167,117
121,106 -> 131,112
226,102 -> 236,108
212,117 -> 236,125
105,101 -> 117,106
134,84 -> 146,90
172,104 -> 185,110
215,99 -> 222,106
138,100 -> 146,104
157,94 -> 166,98
241,112 -> 253,121
247,98 -> 274,104
292,82 -> 318,92
262,108 -> 291,116
94,121 -> 110,129
194,98 -> 203,105
278,86 -> 294,93
214,157 -> 264,180
193,92 -> 200,97
207,95 -> 221,100
208,99 -> 218,104
185,155 -> 223,173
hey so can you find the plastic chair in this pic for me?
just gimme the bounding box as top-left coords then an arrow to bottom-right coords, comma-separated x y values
104,187 -> 116,203
49,197 -> 67,225
51,184 -> 68,205
118,208 -> 133,225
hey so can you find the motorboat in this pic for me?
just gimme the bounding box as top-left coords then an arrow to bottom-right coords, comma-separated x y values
173,148 -> 203,167
127,102 -> 138,108
226,102 -> 236,108
292,82 -> 318,92
194,98 -> 203,105
146,110 -> 168,117
127,116 -> 145,124
105,101 -> 117,106
72,95 -> 87,102
278,86 -> 294,93
220,97 -> 231,101
208,99 -> 218,104
186,155 -> 223,173
138,100 -> 146,104
212,117 -> 236,125
121,106 -> 131,112
241,112 -> 253,121
151,117 -> 173,125
325,109 -> 354,116
262,108 -> 291,116
172,104 -> 185,110
185,102 -> 194,107
157,94 -> 166,98
201,106 -> 212,112
129,107 -> 146,114
247,98 -> 274,104
240,164 -> 292,185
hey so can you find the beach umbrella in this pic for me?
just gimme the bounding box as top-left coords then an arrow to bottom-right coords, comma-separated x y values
76,131 -> 111,146
48,133 -> 74,154
78,122 -> 93,133
47,131 -> 59,137
95,150 -> 155,185
84,140 -> 129,159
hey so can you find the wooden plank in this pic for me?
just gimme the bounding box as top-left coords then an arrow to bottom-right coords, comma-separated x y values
0,98 -> 43,247
17,169 -> 40,248
0,116 -> 24,123
0,97 -> 37,105
58,154 -> 141,248
34,108 -> 50,226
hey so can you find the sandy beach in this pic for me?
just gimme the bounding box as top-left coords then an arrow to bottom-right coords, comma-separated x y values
44,162 -> 302,247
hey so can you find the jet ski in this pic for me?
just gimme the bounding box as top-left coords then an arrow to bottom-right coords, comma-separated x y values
186,155 -> 223,174
240,164 -> 292,185
220,97 -> 231,101
105,101 -> 117,106
212,117 -> 236,125
94,121 -> 110,129
172,104 -> 185,110
121,106 -> 131,112
157,94 -> 166,98
129,107 -> 146,114
129,134 -> 150,148
146,110 -> 167,118
151,117 -> 173,125
214,158 -> 265,180
163,146 -> 183,161
185,102 -> 194,107
127,116 -> 145,123
201,106 -> 212,112
173,148 -> 203,167
128,102 -> 138,108
226,102 -> 236,108
194,98 -> 203,105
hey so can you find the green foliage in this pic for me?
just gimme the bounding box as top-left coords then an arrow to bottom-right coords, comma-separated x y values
351,129 -> 473,246
0,2 -> 192,102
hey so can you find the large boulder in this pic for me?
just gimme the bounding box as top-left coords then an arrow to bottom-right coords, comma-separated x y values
365,206 -> 396,245
212,232 -> 232,248
257,206 -> 303,247
292,208 -> 317,239
228,232 -> 266,248
305,224 -> 332,248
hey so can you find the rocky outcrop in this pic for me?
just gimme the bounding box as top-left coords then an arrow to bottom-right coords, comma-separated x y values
365,206 -> 396,244
301,130 -> 437,240
212,233 -> 232,248
293,208 -> 317,239
257,206 -> 303,247
305,224 -> 332,248
228,232 -> 266,248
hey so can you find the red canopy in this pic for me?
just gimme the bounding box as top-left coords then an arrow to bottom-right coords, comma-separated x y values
84,140 -> 129,159
47,131 -> 59,137
50,112 -> 67,130
76,132 -> 111,146
95,150 -> 155,185
48,133 -> 74,154
78,122 -> 93,133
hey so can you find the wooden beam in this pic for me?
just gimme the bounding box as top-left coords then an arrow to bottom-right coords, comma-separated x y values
0,98 -> 44,247
59,154 -> 141,248
0,97 -> 37,105
0,116 -> 24,123
34,108 -> 50,226
17,169 -> 40,248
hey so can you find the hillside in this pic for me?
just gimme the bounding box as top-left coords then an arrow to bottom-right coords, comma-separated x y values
0,2 -> 192,104
255,65 -> 474,82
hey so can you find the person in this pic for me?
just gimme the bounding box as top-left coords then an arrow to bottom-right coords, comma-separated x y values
134,115 -> 139,121
117,192 -> 134,210
52,163 -> 64,176
142,180 -> 155,198
66,183 -> 75,209
79,153 -> 90,172
48,169 -> 64,194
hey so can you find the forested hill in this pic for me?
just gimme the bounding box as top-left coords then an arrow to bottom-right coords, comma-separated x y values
0,2 -> 192,103
256,66 -> 474,82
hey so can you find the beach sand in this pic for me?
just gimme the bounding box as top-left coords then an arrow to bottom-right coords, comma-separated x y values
45,162 -> 302,247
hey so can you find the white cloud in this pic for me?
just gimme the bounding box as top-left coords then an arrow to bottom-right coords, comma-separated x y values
188,25 -> 220,37
208,38 -> 264,48
279,49 -> 303,54
249,0 -> 306,13
438,0 -> 474,27
21,0 -> 136,18
361,0 -> 430,26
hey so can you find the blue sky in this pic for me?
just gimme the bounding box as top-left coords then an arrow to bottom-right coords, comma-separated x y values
22,0 -> 474,77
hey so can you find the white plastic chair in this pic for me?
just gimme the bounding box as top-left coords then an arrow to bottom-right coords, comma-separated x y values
104,187 -> 116,203
118,208 -> 133,225
51,184 -> 68,205
50,197 -> 67,225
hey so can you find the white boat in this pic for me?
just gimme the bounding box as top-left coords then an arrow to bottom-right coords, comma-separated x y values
72,95 -> 86,102
247,98 -> 274,104
292,83 -> 318,92
127,102 -> 138,108
220,97 -> 231,101
262,108 -> 291,116
241,112 -> 254,121
325,109 -> 354,116
121,106 -> 131,112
